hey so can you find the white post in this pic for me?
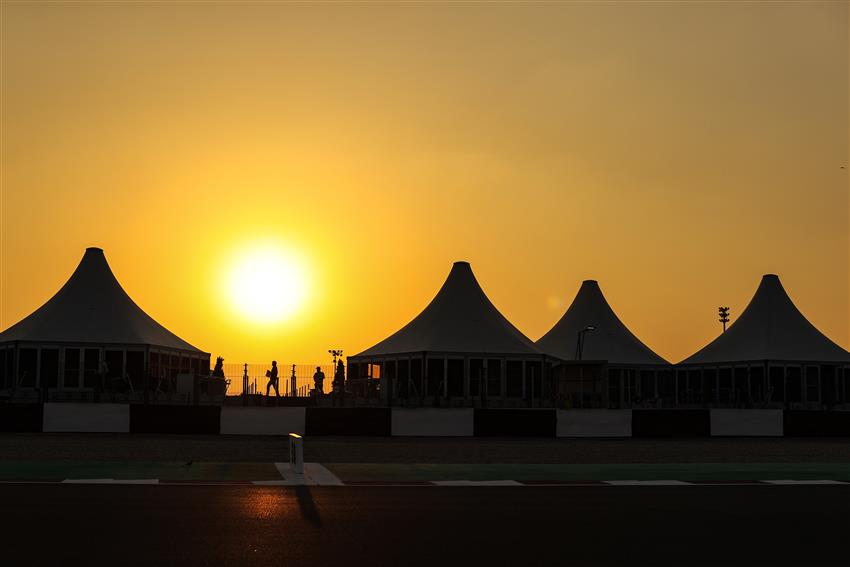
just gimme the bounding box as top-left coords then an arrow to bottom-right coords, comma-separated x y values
289,433 -> 304,474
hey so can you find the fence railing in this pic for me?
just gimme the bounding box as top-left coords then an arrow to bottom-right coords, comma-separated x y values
222,363 -> 335,396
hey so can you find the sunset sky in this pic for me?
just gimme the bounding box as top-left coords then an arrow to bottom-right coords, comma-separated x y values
1,1 -> 847,365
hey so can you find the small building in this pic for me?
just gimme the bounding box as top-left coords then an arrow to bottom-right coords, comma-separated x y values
0,247 -> 209,397
347,261 -> 546,406
536,280 -> 670,408
678,274 -> 850,408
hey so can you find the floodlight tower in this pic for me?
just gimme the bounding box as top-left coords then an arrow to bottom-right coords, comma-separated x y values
329,349 -> 343,368
718,306 -> 730,333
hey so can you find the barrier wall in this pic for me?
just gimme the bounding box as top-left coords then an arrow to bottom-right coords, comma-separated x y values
0,403 -> 43,432
557,409 -> 632,437
3,403 -> 850,436
43,403 -> 130,433
473,409 -> 557,437
710,409 -> 783,437
632,410 -> 711,438
391,408 -> 474,437
783,410 -> 850,437
305,408 -> 391,436
129,405 -> 221,434
220,407 -> 306,435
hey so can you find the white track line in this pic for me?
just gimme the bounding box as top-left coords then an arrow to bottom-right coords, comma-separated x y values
762,480 -> 845,485
604,480 -> 691,486
432,480 -> 523,486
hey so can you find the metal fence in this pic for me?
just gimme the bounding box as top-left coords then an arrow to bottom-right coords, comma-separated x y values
222,363 -> 335,396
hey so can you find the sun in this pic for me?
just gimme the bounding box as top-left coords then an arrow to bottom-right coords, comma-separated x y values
225,245 -> 308,324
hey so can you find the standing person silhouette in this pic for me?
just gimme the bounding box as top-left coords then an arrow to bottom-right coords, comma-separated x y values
313,366 -> 325,396
265,361 -> 279,397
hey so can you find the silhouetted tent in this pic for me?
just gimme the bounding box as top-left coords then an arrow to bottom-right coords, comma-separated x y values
0,247 -> 210,394
536,280 -> 670,408
677,274 -> 850,408
348,261 -> 546,404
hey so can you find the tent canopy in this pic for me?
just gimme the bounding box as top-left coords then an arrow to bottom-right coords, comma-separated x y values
0,247 -> 206,354
681,274 -> 850,365
536,280 -> 668,365
353,261 -> 541,358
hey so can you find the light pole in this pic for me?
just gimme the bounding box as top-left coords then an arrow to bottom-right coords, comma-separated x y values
718,307 -> 730,333
575,325 -> 596,361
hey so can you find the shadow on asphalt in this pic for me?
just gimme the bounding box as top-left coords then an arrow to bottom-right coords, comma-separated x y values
295,485 -> 322,527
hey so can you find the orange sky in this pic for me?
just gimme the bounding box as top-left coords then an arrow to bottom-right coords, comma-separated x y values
1,1 -> 848,365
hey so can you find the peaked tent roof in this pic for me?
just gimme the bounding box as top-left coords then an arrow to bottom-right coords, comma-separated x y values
536,280 -> 668,365
353,262 -> 541,358
681,274 -> 850,364
0,247 -> 206,353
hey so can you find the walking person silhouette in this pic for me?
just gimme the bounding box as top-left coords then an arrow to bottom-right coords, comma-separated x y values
265,360 -> 280,397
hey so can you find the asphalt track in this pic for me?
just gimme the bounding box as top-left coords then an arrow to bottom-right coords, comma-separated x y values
2,484 -> 847,566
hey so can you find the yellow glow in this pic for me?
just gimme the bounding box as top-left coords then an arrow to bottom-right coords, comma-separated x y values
225,244 -> 309,325
0,3 -> 847,363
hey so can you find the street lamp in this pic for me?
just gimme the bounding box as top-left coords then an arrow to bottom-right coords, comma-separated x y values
575,325 -> 597,361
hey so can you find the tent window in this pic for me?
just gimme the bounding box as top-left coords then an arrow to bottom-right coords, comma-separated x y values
607,369 -> 621,408
0,349 -> 6,389
396,360 -> 410,398
786,367 -> 802,403
658,370 -> 675,405
805,366 -> 820,403
640,370 -> 655,401
64,348 -> 81,388
820,366 -> 836,405
526,362 -> 542,401
506,361 -> 523,398
19,348 -> 37,387
40,349 -> 59,389
768,367 -> 784,402
84,349 -> 100,388
469,359 -> 484,397
447,359 -> 463,397
733,368 -> 748,405
410,360 -> 423,397
750,367 -> 765,404
105,350 -> 124,388
426,359 -> 444,397
843,368 -> 850,403
127,352 -> 145,391
718,369 -> 732,404
675,371 -> 687,404
487,359 -> 501,397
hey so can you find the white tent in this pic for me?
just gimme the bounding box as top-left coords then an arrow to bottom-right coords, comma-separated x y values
355,261 -> 540,357
0,247 -> 208,392
349,261 -> 544,404
536,280 -> 667,365
535,280 -> 668,408
677,274 -> 850,408
681,274 -> 850,365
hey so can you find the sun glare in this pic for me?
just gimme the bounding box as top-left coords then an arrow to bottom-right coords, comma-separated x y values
226,246 -> 308,324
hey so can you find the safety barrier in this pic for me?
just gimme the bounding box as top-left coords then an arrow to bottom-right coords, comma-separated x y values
783,410 -> 850,437
43,403 -> 130,433
6,403 -> 850,437
220,407 -> 305,435
557,409 -> 632,437
129,404 -> 221,434
710,409 -> 783,437
304,408 -> 391,436
473,409 -> 557,437
632,409 -> 711,437
391,408 -> 474,436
